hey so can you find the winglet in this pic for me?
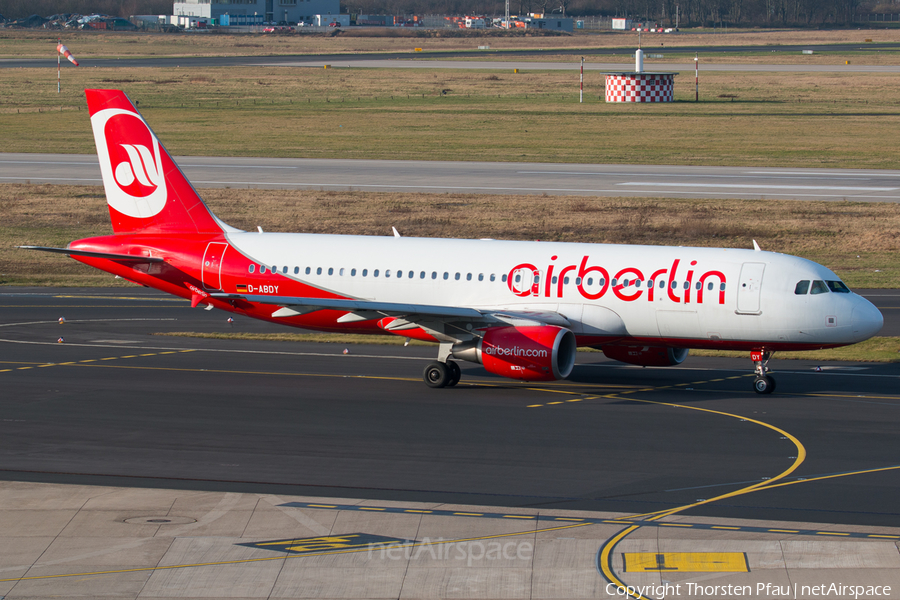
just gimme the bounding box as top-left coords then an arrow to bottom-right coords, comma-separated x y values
392,227 -> 401,238
752,240 -> 761,251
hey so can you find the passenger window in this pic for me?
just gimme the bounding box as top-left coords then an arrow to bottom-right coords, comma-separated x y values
534,275 -> 540,284
811,280 -> 829,295
294,267 -> 299,275
362,269 -> 368,277
501,274 -> 507,282
576,277 -> 582,285
707,282 -> 713,291
339,268 -> 345,276
351,268 -> 357,276
827,280 -> 850,293
248,264 -> 255,273
408,271 -> 414,278
316,267 -> 322,275
455,273 -> 461,280
694,281 -> 700,290
564,277 -> 570,285
261,266 -> 267,274
659,280 -> 665,289
671,281 -> 678,289
282,266 -> 288,274
443,272 -> 449,280
305,267 -> 311,275
719,283 -> 726,291
552,276 -> 558,284
795,280 -> 810,295
396,270 -> 402,279
478,274 -> 484,281
385,270 -> 390,278
491,274 -> 496,282
683,281 -> 689,290
328,267 -> 333,276
420,271 -> 426,279
466,273 -> 472,281
432,272 -> 437,280
374,269 -> 380,277
514,274 -> 521,283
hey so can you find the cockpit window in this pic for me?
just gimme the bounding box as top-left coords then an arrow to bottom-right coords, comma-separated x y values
826,280 -> 851,293
794,280 -> 810,295
810,280 -> 829,295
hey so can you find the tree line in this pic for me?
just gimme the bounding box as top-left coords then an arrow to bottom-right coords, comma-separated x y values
0,0 -> 888,24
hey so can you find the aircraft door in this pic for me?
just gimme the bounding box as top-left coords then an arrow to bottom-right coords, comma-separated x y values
736,262 -> 765,314
202,242 -> 228,291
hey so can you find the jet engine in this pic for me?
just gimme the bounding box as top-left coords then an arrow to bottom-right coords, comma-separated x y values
452,326 -> 577,381
601,345 -> 689,367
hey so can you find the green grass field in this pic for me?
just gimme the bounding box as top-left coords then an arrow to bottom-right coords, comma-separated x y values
2,64 -> 900,168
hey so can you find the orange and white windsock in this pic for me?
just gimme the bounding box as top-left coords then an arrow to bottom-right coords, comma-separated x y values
57,43 -> 79,66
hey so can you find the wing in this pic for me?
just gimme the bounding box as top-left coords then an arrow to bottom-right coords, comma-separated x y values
211,293 -> 571,343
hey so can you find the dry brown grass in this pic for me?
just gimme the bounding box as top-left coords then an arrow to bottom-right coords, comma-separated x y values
1,28 -> 899,59
3,183 -> 898,288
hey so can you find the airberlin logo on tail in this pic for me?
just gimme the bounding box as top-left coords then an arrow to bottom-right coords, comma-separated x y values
91,108 -> 167,219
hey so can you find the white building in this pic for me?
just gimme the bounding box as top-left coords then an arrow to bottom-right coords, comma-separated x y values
174,0 -> 339,25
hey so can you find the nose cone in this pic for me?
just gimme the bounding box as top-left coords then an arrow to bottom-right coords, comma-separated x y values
850,296 -> 884,342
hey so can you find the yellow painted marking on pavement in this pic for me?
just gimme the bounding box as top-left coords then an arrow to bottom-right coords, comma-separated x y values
547,401 -> 564,405
768,529 -> 799,533
598,398 -> 807,599
554,518 -> 583,521
453,512 -> 482,516
809,393 -> 900,401
526,404 -> 543,408
623,552 -> 749,573
868,535 -> 900,539
816,531 -> 850,536
711,526 -> 740,530
404,510 -> 432,513
659,523 -> 693,527
502,515 -> 534,519
358,507 -> 385,511
565,399 -> 582,402
307,504 -> 337,508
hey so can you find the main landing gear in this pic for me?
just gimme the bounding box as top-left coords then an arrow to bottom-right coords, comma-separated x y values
423,360 -> 461,388
751,350 -> 776,395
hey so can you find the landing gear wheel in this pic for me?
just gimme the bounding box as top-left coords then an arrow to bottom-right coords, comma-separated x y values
447,361 -> 461,387
753,375 -> 775,395
423,361 -> 451,388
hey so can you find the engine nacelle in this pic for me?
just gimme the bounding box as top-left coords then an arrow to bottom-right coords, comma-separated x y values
601,345 -> 689,367
453,326 -> 577,382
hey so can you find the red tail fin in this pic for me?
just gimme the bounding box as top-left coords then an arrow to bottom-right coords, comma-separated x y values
86,89 -> 223,235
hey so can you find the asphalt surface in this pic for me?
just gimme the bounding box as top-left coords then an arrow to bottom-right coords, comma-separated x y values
4,153 -> 900,201
1,287 -> 898,528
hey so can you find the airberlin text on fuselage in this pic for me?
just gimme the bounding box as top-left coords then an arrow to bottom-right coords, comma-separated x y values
507,257 -> 727,304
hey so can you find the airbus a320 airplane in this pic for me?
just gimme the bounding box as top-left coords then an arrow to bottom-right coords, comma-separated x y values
23,90 -> 884,393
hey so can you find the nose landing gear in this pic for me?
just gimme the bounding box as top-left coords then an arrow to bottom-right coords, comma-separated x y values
751,349 -> 775,394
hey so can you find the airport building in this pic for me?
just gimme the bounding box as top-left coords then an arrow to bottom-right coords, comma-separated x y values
173,0 -> 339,25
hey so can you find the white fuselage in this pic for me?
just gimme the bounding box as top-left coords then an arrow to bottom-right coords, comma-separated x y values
224,232 -> 883,349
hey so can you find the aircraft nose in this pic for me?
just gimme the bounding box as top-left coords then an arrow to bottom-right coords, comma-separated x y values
851,296 -> 883,341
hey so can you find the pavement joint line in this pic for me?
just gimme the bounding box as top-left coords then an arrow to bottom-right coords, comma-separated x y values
0,521 -> 591,585
278,501 -> 900,540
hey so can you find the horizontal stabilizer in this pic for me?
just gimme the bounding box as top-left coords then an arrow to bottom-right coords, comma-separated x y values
18,246 -> 164,263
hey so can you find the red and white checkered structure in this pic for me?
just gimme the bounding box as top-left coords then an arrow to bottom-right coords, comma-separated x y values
605,73 -> 675,103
